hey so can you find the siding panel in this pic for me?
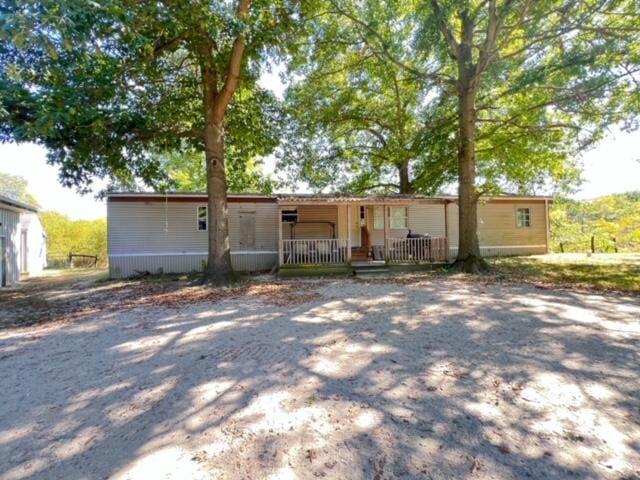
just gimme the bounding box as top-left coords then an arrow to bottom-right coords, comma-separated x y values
0,208 -> 20,285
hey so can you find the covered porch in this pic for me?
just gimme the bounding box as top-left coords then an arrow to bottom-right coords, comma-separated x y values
277,198 -> 450,268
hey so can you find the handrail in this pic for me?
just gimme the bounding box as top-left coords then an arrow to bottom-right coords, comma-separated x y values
385,237 -> 448,263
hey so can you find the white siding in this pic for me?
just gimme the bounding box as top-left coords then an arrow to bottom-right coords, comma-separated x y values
109,252 -> 278,278
0,208 -> 21,286
408,204 -> 447,237
108,201 -> 279,255
282,205 -> 338,240
20,213 -> 47,276
447,201 -> 547,256
107,200 -> 279,276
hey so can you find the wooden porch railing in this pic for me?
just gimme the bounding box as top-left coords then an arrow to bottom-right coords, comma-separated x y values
281,238 -> 348,265
385,237 -> 448,263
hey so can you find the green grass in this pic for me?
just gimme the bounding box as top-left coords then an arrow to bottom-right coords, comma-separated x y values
488,253 -> 640,293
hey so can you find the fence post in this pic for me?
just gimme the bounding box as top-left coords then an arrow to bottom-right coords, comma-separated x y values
591,236 -> 595,254
560,242 -> 564,253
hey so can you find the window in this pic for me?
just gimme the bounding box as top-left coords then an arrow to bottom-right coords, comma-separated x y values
197,206 -> 207,231
373,206 -> 384,230
516,207 -> 530,228
281,208 -> 298,223
390,207 -> 408,229
359,206 -> 366,226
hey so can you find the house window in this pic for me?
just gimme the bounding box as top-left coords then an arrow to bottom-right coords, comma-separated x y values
390,207 -> 408,229
373,206 -> 384,229
281,208 -> 298,223
359,206 -> 366,226
197,206 -> 207,231
516,207 -> 531,228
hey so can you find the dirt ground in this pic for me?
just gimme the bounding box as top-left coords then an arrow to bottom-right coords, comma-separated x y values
0,271 -> 639,479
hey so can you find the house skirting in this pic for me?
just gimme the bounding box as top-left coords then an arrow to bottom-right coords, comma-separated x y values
108,251 -> 279,278
449,245 -> 547,257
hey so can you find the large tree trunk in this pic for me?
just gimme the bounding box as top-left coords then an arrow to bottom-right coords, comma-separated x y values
398,161 -> 414,194
202,62 -> 234,283
452,28 -> 489,273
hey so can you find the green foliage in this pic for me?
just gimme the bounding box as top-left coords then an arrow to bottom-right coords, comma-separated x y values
551,192 -> 640,252
161,148 -> 277,194
0,172 -> 39,206
280,3 -> 457,194
290,0 -> 640,196
0,0 -> 295,192
40,211 -> 107,266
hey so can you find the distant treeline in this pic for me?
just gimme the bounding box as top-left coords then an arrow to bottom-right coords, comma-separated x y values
550,192 -> 640,253
40,211 -> 107,267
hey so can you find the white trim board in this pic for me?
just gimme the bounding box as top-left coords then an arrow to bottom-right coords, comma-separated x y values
109,251 -> 279,258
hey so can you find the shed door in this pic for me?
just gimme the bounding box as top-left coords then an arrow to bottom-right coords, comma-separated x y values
0,237 -> 5,287
239,212 -> 256,250
20,230 -> 28,273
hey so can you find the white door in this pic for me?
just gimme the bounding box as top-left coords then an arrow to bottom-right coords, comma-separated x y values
0,237 -> 5,287
350,205 -> 361,248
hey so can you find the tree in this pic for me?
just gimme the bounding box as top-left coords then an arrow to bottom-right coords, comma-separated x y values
0,172 -> 39,206
161,85 -> 282,194
1,0 -> 295,282
280,18 -> 457,194
40,211 -> 107,267
301,0 -> 640,271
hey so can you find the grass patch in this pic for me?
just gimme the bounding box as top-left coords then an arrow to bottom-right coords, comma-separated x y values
488,253 -> 640,293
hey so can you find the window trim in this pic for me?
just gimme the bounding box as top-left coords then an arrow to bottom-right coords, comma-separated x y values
390,206 -> 409,229
197,205 -> 208,232
516,207 -> 531,228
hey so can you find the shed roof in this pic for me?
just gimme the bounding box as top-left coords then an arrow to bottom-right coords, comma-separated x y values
0,194 -> 39,213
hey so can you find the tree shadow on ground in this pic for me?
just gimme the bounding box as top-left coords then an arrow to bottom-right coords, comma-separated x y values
0,276 -> 638,479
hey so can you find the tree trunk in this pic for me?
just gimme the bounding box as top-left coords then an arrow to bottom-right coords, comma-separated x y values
202,63 -> 234,283
398,161 -> 414,194
452,29 -> 488,273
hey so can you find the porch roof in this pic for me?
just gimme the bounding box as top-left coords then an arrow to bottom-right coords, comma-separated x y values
106,191 -> 552,205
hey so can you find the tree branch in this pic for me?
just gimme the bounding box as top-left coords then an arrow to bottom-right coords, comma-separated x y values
214,0 -> 251,120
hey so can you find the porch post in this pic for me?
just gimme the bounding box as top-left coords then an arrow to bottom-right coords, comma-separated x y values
444,201 -> 450,262
278,206 -> 283,267
346,204 -> 352,263
383,203 -> 389,260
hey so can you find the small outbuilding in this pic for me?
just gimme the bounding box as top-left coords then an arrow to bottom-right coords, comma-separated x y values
0,194 -> 47,287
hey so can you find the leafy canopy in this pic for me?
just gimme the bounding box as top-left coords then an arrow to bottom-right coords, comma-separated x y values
0,0 -> 294,192
290,0 -> 640,196
0,171 -> 39,205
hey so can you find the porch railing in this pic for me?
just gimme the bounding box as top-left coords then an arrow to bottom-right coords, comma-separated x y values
282,238 -> 348,265
385,237 -> 448,263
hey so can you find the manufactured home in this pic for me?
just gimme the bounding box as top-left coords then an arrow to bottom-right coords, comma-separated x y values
107,192 -> 551,278
0,194 -> 47,287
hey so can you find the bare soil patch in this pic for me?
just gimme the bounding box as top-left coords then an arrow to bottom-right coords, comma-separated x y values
1,272 -> 639,479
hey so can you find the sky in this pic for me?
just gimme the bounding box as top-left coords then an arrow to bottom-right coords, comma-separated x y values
0,67 -> 638,220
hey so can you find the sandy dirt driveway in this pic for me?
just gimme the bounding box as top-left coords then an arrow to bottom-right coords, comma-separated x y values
0,273 -> 639,479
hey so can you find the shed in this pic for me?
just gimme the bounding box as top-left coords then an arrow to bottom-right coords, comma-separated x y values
0,194 -> 47,287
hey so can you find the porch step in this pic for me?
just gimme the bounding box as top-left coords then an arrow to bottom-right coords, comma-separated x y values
352,261 -> 390,277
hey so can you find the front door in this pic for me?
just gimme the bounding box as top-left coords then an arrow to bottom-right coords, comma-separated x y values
20,230 -> 28,273
350,205 -> 361,248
